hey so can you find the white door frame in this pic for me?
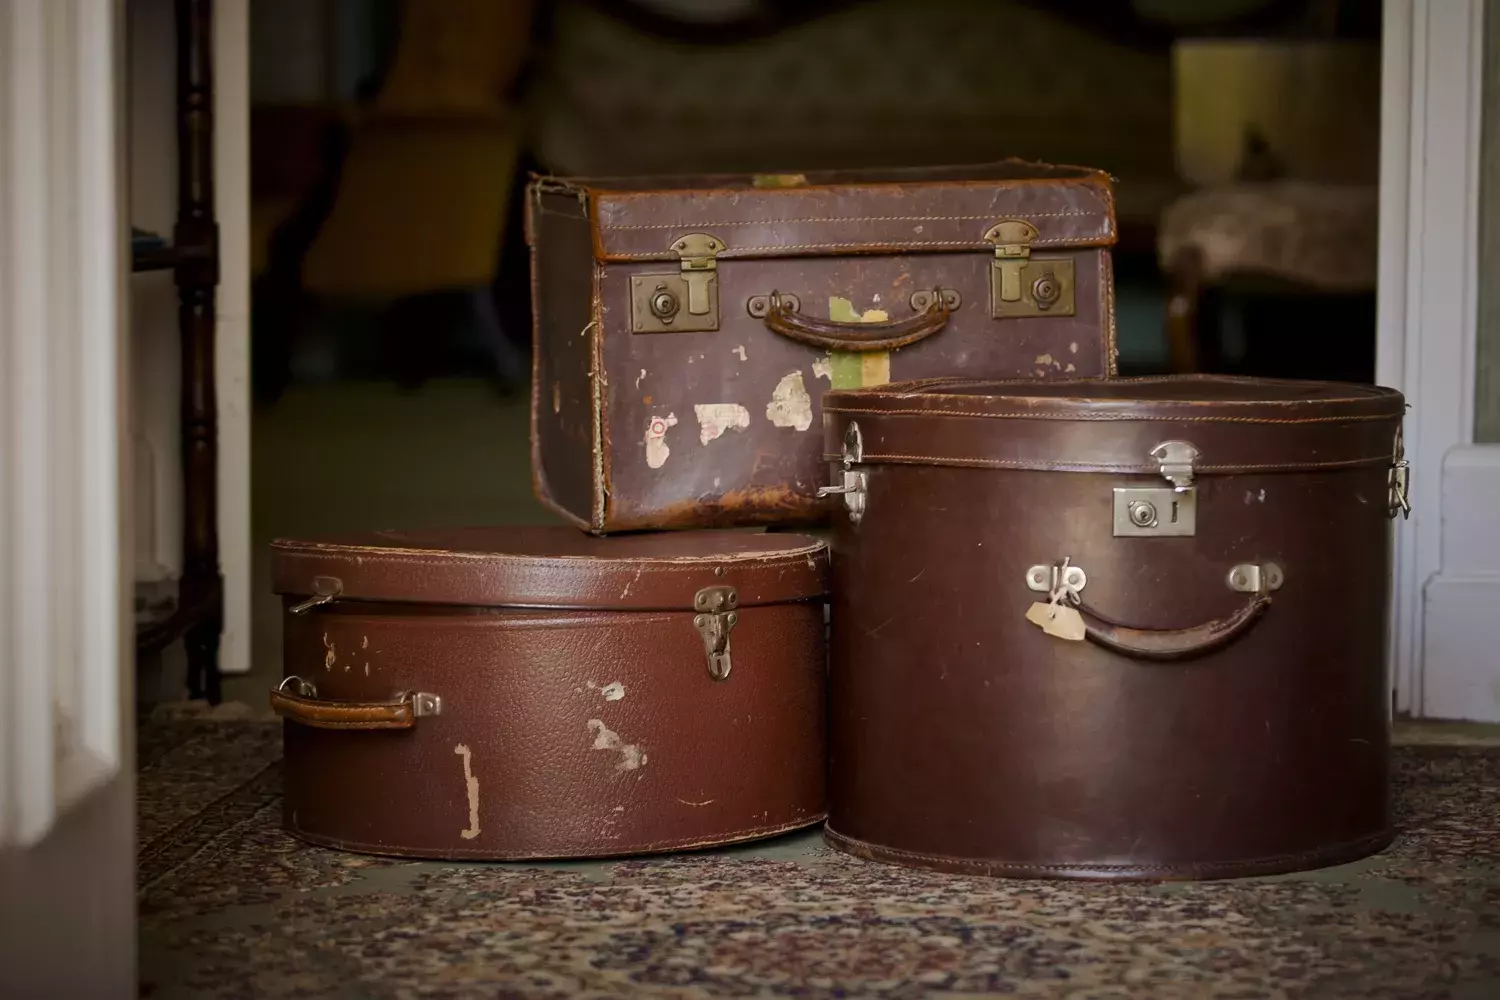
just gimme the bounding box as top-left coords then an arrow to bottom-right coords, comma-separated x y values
1378,0 -> 1498,721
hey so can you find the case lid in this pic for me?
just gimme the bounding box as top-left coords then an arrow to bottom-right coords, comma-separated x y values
822,376 -> 1406,475
270,527 -> 827,611
527,159 -> 1115,262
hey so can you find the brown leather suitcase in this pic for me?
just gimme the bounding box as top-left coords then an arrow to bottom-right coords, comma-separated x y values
268,527 -> 828,859
527,160 -> 1118,534
818,375 -> 1409,880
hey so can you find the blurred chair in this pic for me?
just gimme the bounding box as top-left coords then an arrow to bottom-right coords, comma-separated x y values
1157,36 -> 1380,378
1158,179 -> 1377,374
262,0 -> 535,398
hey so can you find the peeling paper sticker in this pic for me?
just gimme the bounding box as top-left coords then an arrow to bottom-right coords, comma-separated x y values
812,356 -> 832,382
644,413 -> 677,469
552,381 -> 561,413
635,369 -> 646,389
588,719 -> 646,771
766,371 -> 813,431
600,681 -> 625,701
733,345 -> 748,361
1065,363 -> 1076,373
829,296 -> 888,324
454,744 -> 481,839
323,634 -> 336,671
695,403 -> 750,445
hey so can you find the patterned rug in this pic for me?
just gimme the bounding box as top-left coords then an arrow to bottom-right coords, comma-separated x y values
138,716 -> 1500,999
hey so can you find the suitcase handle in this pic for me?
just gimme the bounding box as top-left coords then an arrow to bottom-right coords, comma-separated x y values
747,288 -> 955,352
269,676 -> 442,731
1073,595 -> 1271,662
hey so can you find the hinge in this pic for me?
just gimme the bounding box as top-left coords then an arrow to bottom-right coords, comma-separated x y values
983,219 -> 1075,319
630,232 -> 726,334
693,585 -> 738,680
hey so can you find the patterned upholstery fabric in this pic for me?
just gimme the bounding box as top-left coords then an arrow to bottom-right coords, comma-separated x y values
1157,181 -> 1378,291
524,0 -> 1175,222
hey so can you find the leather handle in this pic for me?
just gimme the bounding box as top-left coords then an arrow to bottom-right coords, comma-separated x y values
749,289 -> 954,352
1075,595 -> 1272,663
268,676 -> 440,731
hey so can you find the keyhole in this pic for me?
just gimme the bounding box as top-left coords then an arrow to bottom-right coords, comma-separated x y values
1170,500 -> 1179,524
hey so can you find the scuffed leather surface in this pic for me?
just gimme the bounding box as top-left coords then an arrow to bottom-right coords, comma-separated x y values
281,602 -> 826,859
271,526 -> 828,610
824,375 -> 1402,877
822,375 -> 1406,475
528,162 -> 1119,533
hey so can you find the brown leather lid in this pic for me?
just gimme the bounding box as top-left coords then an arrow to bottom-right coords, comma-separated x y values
822,376 -> 1406,475
270,527 -> 827,611
530,158 -> 1116,262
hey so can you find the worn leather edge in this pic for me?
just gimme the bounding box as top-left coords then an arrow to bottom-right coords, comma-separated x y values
823,826 -> 1395,882
285,813 -> 828,862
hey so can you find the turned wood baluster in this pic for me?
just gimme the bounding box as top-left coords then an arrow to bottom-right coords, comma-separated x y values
175,0 -> 221,703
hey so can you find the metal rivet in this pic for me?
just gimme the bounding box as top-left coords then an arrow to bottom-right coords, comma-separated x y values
714,566 -> 725,577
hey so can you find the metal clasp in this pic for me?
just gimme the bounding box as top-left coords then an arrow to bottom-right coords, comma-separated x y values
289,576 -> 343,615
817,421 -> 868,525
693,586 -> 738,681
1389,423 -> 1411,519
630,232 -> 726,333
1150,441 -> 1199,491
983,219 -> 1076,318
405,692 -> 443,717
1025,560 -> 1088,595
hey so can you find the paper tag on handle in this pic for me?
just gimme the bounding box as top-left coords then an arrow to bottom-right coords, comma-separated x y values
1026,602 -> 1087,641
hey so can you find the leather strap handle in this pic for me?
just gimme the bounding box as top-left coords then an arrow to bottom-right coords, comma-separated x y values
1075,595 -> 1272,663
748,289 -> 955,352
268,676 -> 440,731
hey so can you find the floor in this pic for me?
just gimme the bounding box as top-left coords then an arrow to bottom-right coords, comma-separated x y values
137,712 -> 1500,999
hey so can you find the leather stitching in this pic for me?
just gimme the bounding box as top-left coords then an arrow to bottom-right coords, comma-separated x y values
822,452 -> 1392,472
606,236 -> 1104,257
599,211 -> 1102,229
821,405 -> 1397,426
823,827 -> 1393,875
270,545 -> 826,566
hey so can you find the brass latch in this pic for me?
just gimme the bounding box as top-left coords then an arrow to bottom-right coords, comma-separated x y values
693,585 -> 738,680
630,233 -> 725,334
983,219 -> 1076,319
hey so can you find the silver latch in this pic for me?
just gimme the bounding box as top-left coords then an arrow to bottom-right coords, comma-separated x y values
693,585 -> 738,681
289,575 -> 343,615
816,421 -> 868,525
1150,440 -> 1199,491
1389,423 -> 1411,519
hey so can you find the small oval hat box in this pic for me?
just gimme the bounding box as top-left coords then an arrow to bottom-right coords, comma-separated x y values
819,375 -> 1408,880
269,527 -> 828,860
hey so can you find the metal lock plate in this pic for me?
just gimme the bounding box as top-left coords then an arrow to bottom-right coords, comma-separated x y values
1112,487 -> 1197,537
630,232 -> 725,334
984,219 -> 1076,319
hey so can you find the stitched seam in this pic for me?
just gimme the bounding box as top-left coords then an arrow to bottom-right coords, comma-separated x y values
599,211 -> 1102,229
827,453 -> 1391,471
605,236 -> 1099,257
821,406 -> 1396,426
270,544 -> 826,564
824,827 -> 1391,873
842,375 -> 1398,399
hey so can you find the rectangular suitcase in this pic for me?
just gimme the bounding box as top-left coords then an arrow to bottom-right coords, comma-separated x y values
818,375 -> 1408,880
269,526 -> 828,859
527,160 -> 1118,534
